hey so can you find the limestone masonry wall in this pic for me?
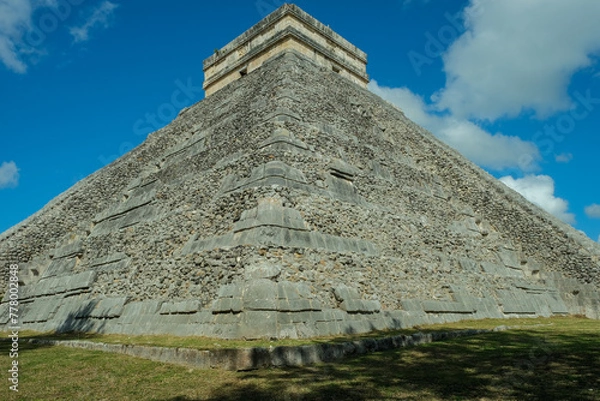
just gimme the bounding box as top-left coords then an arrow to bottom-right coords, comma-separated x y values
203,3 -> 368,96
1,49 -> 598,339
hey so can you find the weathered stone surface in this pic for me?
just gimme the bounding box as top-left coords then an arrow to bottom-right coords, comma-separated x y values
0,4 -> 599,340
41,258 -> 77,279
259,127 -> 311,153
221,161 -> 309,193
51,240 -> 84,259
340,299 -> 381,313
89,253 -> 128,267
18,271 -> 96,300
421,300 -> 475,314
242,279 -> 278,311
497,247 -> 522,270
333,284 -> 361,302
22,298 -> 63,323
181,197 -> 379,256
89,297 -> 128,318
234,198 -> 308,232
163,130 -> 209,162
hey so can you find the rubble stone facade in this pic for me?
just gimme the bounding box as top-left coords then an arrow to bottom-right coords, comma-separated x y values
1,5 -> 598,340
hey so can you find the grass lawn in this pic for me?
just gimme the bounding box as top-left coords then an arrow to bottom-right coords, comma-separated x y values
0,316 -> 598,400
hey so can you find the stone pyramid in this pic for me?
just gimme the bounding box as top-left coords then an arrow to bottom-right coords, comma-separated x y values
1,4 -> 599,340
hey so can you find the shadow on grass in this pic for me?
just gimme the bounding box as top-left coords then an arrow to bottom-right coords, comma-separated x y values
160,330 -> 599,401
0,301 -> 105,356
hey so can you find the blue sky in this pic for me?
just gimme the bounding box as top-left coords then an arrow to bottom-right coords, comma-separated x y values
1,0 -> 599,243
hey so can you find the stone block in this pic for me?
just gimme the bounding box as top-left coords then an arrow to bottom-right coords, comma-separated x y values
52,240 -> 84,259
159,314 -> 195,325
422,300 -> 475,314
159,300 -> 201,315
277,311 -> 314,324
93,190 -> 155,225
513,280 -> 547,293
244,297 -> 277,311
239,311 -> 277,339
191,311 -> 214,324
213,313 -> 242,324
521,258 -> 542,276
369,160 -> 392,181
329,159 -> 359,180
333,284 -> 360,301
259,134 -> 309,153
209,347 -> 270,371
277,280 -> 299,300
90,297 -> 128,318
119,300 -> 162,324
271,344 -> 324,366
204,322 -> 237,339
119,205 -> 157,229
429,183 -> 449,200
217,283 -> 242,298
340,320 -> 371,335
234,198 -> 308,232
126,174 -> 158,191
340,299 -> 381,313
276,312 -> 294,325
497,247 -> 521,270
316,309 -> 346,322
369,317 -> 394,331
543,291 -> 569,314
325,175 -> 356,199
481,261 -> 521,277
41,258 -> 76,279
401,299 -> 423,312
277,323 -> 300,339
264,108 -> 301,122
314,321 -> 340,337
21,298 -> 62,323
26,271 -> 96,299
89,253 -> 128,268
66,271 -> 97,291
497,290 -> 537,314
211,298 -> 243,313
242,279 -> 278,311
285,230 -> 313,248
450,217 -> 480,235
277,299 -> 320,312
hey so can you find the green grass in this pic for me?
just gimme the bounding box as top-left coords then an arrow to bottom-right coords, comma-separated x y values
0,316 -> 599,400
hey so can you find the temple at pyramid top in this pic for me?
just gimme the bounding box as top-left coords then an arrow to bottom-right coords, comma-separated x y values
202,3 -> 369,96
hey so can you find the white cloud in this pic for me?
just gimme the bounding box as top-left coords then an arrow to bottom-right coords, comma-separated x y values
434,0 -> 600,121
69,1 -> 118,44
500,175 -> 575,224
585,204 -> 600,219
0,0 -> 117,72
555,153 -> 573,163
0,161 -> 20,188
369,80 -> 540,171
0,0 -> 41,73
